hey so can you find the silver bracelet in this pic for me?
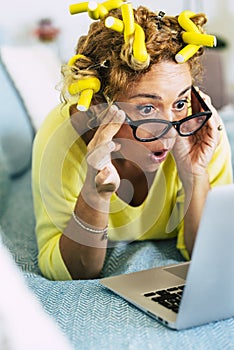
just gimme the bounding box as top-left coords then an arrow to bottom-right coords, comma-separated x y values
72,212 -> 108,240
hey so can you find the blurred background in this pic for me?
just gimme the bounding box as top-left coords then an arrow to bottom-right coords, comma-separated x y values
0,0 -> 233,102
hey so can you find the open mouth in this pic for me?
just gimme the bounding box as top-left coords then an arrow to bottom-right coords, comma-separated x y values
150,149 -> 169,163
154,150 -> 165,156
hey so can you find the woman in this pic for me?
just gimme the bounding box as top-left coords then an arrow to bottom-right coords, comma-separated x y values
32,4 -> 233,280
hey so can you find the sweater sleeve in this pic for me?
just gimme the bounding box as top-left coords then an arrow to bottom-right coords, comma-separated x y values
32,105 -> 87,280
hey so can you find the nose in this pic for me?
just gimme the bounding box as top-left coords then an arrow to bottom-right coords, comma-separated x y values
162,126 -> 178,140
160,109 -> 178,139
162,108 -> 174,123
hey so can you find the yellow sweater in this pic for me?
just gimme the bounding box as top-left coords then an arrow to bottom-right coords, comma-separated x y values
32,104 -> 233,280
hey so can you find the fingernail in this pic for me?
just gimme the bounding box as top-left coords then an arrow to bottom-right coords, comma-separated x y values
107,141 -> 116,151
115,109 -> 125,122
110,104 -> 118,112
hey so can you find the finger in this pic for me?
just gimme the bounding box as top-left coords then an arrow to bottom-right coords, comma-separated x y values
205,105 -> 222,132
95,165 -> 120,192
89,105 -> 125,148
197,89 -> 211,105
195,88 -> 223,130
99,104 -> 121,126
87,141 -> 118,170
192,88 -> 212,115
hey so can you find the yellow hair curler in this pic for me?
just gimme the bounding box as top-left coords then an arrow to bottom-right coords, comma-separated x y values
69,77 -> 101,95
175,45 -> 200,64
103,0 -> 124,11
98,3 -> 109,18
68,77 -> 101,111
105,6 -> 149,64
175,10 -> 216,63
133,24 -> 149,63
182,32 -> 216,47
105,16 -> 124,32
178,10 -> 200,33
68,54 -> 87,67
88,1 -> 100,20
69,2 -> 89,15
70,0 -> 124,19
121,2 -> 135,41
76,89 -> 96,111
68,54 -> 101,111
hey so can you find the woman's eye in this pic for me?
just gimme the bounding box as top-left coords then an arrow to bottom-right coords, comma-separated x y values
175,99 -> 189,111
137,105 -> 155,116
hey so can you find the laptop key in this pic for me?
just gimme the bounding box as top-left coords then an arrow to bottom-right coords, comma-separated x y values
151,296 -> 163,302
143,285 -> 184,314
156,290 -> 170,296
145,287 -> 183,314
158,300 -> 173,308
178,285 -> 185,290
167,287 -> 179,292
171,306 -> 179,313
144,292 -> 156,297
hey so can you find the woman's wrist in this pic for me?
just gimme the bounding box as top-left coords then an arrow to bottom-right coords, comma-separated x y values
182,170 -> 210,193
63,213 -> 108,249
74,186 -> 110,232
80,181 -> 112,213
80,187 -> 111,215
72,212 -> 108,237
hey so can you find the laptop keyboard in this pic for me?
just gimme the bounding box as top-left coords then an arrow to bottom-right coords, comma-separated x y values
143,285 -> 185,313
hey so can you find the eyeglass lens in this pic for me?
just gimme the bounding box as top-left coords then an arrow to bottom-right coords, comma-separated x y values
135,115 -> 208,140
179,115 -> 207,134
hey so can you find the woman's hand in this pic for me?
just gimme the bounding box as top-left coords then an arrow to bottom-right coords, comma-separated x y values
61,105 -> 125,279
83,105 -> 125,203
172,90 -> 222,186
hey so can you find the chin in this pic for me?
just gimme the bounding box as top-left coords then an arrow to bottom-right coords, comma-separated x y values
141,162 -> 162,173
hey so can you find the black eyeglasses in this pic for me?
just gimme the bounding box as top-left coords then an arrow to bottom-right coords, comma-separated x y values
120,86 -> 212,142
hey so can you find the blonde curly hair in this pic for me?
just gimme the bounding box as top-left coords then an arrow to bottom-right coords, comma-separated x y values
61,6 -> 207,105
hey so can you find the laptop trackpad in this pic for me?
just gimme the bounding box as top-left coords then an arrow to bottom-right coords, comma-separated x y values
163,263 -> 190,280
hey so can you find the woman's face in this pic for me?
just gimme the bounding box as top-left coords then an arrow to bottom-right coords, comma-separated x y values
114,61 -> 193,172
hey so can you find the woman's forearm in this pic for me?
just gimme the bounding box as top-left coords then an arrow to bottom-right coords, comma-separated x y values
183,172 -> 210,256
60,185 -> 111,280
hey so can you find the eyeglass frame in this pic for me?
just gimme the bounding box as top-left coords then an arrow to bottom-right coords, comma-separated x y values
117,86 -> 212,142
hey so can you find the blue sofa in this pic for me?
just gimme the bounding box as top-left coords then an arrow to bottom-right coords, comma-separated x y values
1,54 -> 234,349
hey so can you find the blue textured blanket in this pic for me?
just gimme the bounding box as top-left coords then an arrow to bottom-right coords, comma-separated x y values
1,170 -> 234,350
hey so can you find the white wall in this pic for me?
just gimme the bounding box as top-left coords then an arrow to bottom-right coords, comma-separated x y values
0,0 -> 233,100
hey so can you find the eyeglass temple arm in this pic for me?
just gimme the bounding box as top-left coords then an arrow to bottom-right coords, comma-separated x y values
192,86 -> 211,113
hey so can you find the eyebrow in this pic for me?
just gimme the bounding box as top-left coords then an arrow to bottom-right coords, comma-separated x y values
128,85 -> 192,101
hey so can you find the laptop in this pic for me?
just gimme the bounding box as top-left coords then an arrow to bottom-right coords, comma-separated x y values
100,184 -> 234,330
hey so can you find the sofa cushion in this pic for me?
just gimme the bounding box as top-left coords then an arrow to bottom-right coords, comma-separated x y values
0,44 -> 61,176
0,59 -> 34,176
0,45 -> 61,131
